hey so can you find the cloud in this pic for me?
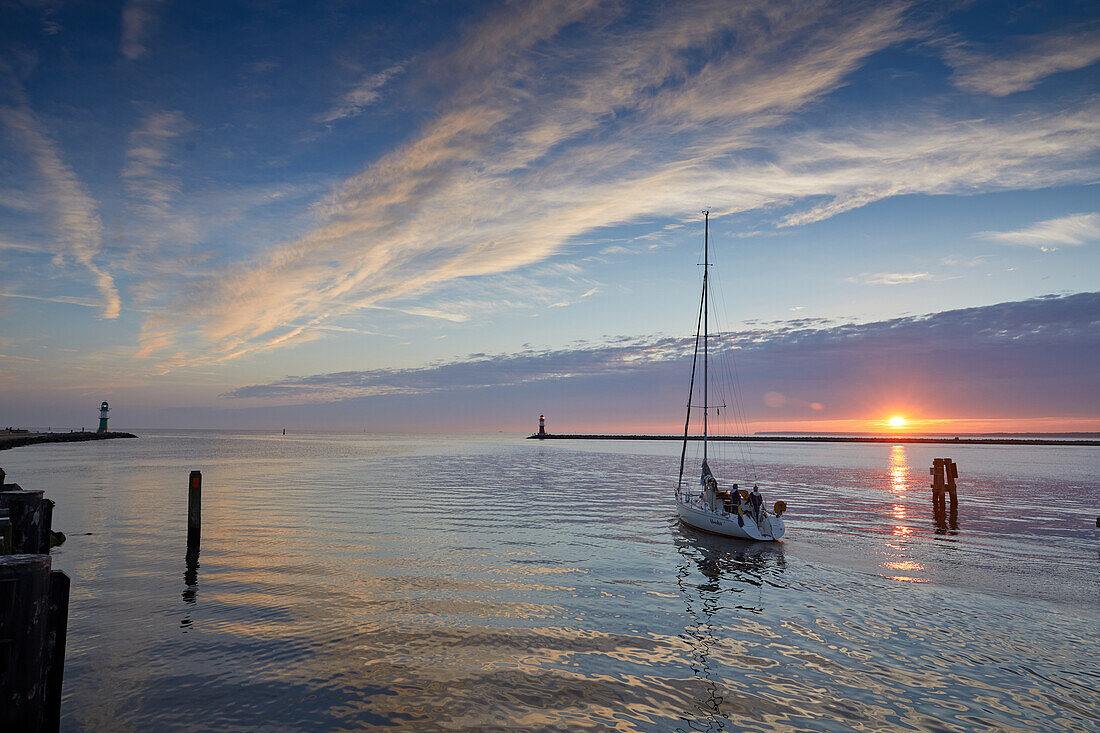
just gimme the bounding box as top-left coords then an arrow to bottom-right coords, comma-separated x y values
942,27 -> 1100,96
940,254 -> 991,267
222,293 -> 1100,433
0,291 -> 100,308
134,0 -> 1100,369
121,0 -> 164,60
977,213 -> 1100,250
847,272 -> 934,285
120,110 -> 197,263
0,104 -> 120,318
123,110 -> 188,213
320,64 -> 404,123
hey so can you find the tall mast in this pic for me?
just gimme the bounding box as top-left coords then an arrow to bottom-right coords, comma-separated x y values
702,210 -> 709,460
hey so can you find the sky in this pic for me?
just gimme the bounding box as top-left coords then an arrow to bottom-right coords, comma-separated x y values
1,0 -> 1098,433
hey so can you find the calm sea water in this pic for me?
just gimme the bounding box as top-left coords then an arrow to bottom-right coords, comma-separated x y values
2,432 -> 1098,732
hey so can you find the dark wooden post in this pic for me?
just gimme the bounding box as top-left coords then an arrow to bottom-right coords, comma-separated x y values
40,498 -> 54,553
40,570 -> 70,733
945,459 -> 958,511
188,470 -> 202,549
0,511 -> 11,554
0,489 -> 51,554
0,554 -> 52,731
930,459 -> 946,514
930,458 -> 959,524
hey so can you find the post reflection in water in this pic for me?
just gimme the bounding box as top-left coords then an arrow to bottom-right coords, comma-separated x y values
932,480 -> 960,537
181,544 -> 200,630
674,526 -> 787,732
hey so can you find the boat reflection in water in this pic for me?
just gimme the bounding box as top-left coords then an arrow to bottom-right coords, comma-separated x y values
673,525 -> 787,732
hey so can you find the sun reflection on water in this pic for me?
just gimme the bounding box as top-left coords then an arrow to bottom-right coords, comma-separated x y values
881,445 -> 926,581
889,445 -> 907,494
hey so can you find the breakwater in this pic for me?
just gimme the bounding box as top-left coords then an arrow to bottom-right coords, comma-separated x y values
0,432 -> 137,452
527,433 -> 1100,446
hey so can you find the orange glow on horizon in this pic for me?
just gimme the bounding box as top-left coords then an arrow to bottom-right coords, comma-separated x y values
540,415 -> 1100,436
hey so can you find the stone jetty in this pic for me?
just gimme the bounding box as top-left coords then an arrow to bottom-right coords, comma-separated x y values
0,430 -> 137,452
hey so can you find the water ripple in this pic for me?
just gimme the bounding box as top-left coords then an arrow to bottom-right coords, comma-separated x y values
1,433 -> 1096,731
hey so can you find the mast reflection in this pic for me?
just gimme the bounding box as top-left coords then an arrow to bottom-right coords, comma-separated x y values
674,526 -> 786,732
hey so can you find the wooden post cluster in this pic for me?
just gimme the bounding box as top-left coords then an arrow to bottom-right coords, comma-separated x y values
930,458 -> 959,513
0,467 -> 70,733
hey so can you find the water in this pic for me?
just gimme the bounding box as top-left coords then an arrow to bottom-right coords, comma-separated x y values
3,432 -> 1098,731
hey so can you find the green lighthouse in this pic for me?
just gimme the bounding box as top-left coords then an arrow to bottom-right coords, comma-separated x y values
97,401 -> 110,433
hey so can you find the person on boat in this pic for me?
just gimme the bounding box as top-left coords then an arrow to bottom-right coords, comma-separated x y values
750,485 -> 764,520
700,460 -> 719,509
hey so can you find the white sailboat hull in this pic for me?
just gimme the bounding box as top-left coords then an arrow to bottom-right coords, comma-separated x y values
677,498 -> 786,541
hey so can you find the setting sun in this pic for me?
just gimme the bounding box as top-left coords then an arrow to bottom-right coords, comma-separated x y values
888,416 -> 907,428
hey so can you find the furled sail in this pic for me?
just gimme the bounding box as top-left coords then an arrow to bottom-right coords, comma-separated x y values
700,458 -> 715,486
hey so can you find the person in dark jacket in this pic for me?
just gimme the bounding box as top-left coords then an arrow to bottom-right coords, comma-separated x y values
750,485 -> 764,520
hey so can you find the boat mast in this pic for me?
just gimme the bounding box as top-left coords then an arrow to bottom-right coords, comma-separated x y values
677,275 -> 706,495
702,210 -> 709,461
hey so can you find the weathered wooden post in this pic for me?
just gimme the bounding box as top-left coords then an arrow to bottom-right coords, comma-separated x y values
188,470 -> 202,549
0,554 -> 52,730
0,510 -> 11,554
0,468 -> 72,732
0,489 -> 52,554
41,570 -> 70,733
930,458 -> 959,517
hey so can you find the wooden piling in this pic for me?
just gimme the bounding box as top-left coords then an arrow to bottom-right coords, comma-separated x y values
930,458 -> 959,516
40,570 -> 70,733
0,511 -> 11,554
0,469 -> 70,731
0,489 -> 51,554
187,470 -> 202,548
0,554 -> 52,731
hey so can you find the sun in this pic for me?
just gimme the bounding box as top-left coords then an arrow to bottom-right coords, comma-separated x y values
888,416 -> 907,428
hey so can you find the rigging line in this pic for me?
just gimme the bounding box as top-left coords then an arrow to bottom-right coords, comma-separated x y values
678,272 -> 707,495
713,306 -> 748,458
705,285 -> 735,438
713,295 -> 752,476
722,317 -> 758,482
711,263 -> 758,482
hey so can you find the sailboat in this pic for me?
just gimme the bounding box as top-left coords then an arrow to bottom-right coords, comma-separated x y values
675,211 -> 787,541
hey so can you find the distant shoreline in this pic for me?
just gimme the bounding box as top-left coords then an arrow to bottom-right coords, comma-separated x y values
527,434 -> 1100,446
0,431 -> 138,451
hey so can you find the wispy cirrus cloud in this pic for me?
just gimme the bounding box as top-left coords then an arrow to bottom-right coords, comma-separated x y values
135,0 -> 917,364
942,26 -> 1100,96
848,272 -> 934,285
121,0 -> 165,60
135,0 -> 1100,370
0,102 -> 120,318
121,110 -> 196,264
0,291 -> 100,308
123,110 -> 188,213
977,212 -> 1100,250
320,64 -> 404,123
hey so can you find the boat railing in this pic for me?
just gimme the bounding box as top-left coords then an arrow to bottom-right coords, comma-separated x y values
680,493 -> 770,523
